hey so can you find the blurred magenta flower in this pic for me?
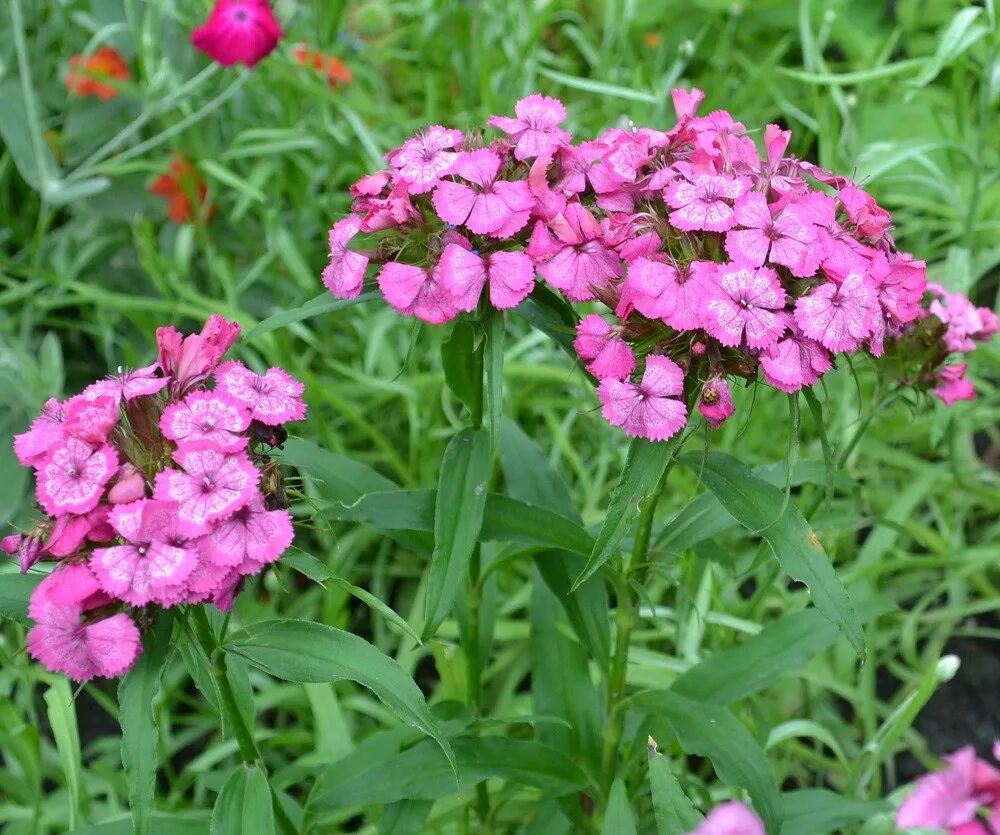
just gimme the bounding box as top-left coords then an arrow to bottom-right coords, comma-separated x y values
191,0 -> 283,68
897,743 -> 1000,832
691,801 -> 765,834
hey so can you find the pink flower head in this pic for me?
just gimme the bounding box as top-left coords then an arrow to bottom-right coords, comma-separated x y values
201,495 -> 293,570
431,149 -> 535,237
896,744 -> 1000,831
35,437 -> 118,516
26,569 -> 141,682
933,363 -> 975,407
703,264 -> 788,350
617,258 -> 718,333
156,315 -> 240,392
928,286 -> 1000,353
387,126 -> 463,193
107,463 -> 147,505
153,444 -> 259,536
664,172 -> 748,232
554,140 -> 612,196
877,252 -> 927,325
14,399 -> 68,467
214,361 -> 306,426
761,327 -> 832,393
84,363 -> 170,402
597,355 -> 688,441
794,272 -> 880,353
376,262 -> 460,325
691,801 -> 765,835
322,216 -> 369,300
43,509 -> 112,558
724,192 -> 820,277
839,185 -> 892,241
63,394 -> 119,443
488,94 -> 571,161
90,500 -> 198,606
535,203 -> 622,301
191,0 -> 283,69
698,375 -> 735,429
160,390 -> 251,452
438,243 -> 535,311
6,532 -> 43,572
573,314 -> 636,379
2,534 -> 21,555
356,181 -> 420,233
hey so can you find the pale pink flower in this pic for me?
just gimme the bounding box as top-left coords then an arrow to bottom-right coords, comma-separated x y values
928,286 -> 1000,353
322,216 -> 369,299
690,801 -> 765,835
184,554 -> 235,603
794,273 -> 880,353
215,361 -> 306,426
897,744 -> 1000,831
698,375 -> 735,428
573,314 -> 635,379
761,327 -> 832,393
153,444 -> 259,536
350,170 -> 390,198
933,363 -> 975,407
156,315 -> 240,392
161,391 -> 251,452
63,394 -> 119,443
14,399 -> 68,467
376,263 -> 460,325
724,192 -> 819,277
201,495 -> 293,570
84,363 -> 170,402
432,149 -> 535,237
703,264 -> 788,349
388,125 -> 463,193
438,244 -> 535,311
35,437 -> 118,516
597,355 -> 688,441
534,203 -> 622,301
107,463 -> 147,505
488,94 -> 571,161
664,172 -> 748,232
191,0 -> 283,69
839,185 -> 892,240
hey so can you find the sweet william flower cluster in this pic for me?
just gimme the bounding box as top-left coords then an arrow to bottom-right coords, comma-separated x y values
3,317 -> 305,682
323,91 -> 997,442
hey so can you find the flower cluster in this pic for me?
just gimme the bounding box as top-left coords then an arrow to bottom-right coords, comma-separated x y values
322,91 -> 997,442
3,316 -> 305,682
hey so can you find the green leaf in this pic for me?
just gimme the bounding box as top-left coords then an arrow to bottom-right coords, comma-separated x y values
424,427 -> 492,638
499,418 -> 579,522
484,310 -> 505,452
378,800 -> 434,835
780,789 -> 890,835
224,619 -> 454,772
244,291 -> 378,342
685,452 -> 864,655
601,779 -> 638,835
441,321 -> 479,410
576,436 -> 681,588
0,570 -> 43,625
908,8 -> 989,90
648,743 -> 702,835
0,80 -> 60,191
279,439 -> 396,502
535,551 -> 611,669
44,679 -> 84,830
210,764 -> 275,835
74,812 -> 210,835
514,285 -> 579,359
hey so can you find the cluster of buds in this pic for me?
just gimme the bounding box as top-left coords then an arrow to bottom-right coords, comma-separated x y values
322,90 -> 997,441
4,316 -> 305,681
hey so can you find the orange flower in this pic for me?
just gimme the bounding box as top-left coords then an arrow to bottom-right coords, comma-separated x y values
292,43 -> 351,88
66,46 -> 130,100
644,32 -> 662,48
325,55 -> 352,87
150,156 -> 215,224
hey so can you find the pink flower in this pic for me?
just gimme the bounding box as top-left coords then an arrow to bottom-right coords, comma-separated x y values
839,185 -> 892,240
928,286 -> 1000,353
761,327 -> 832,393
14,399 -> 68,466
534,203 -> 622,301
703,264 -> 788,349
597,355 -> 688,441
322,216 -> 369,300
156,315 -> 241,392
154,444 -> 259,536
724,192 -> 819,277
44,509 -> 112,557
161,391 -> 251,451
438,244 -> 535,311
933,363 -> 975,407
35,437 -> 118,516
698,375 -> 735,428
573,314 -> 636,379
200,495 -> 293,570
896,744 -> 1000,831
876,252 -> 926,325
376,262 -> 460,325
616,258 -> 718,334
90,500 -> 198,606
214,361 -> 306,426
794,273 -> 880,353
554,140 -> 613,195
107,464 -> 147,505
1,535 -> 21,555
664,172 -> 747,232
690,801 -> 765,835
191,0 -> 283,69
387,126 -> 463,193
431,149 -> 535,237
356,182 -> 420,233
84,363 -> 170,402
488,94 -> 571,161
63,394 -> 119,443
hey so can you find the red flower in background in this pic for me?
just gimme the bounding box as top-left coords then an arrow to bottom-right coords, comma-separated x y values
66,47 -> 130,99
191,0 -> 283,68
150,157 -> 215,224
292,43 -> 352,87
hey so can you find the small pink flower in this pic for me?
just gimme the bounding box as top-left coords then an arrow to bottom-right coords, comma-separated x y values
573,314 -> 636,379
376,262 -> 460,325
14,399 -> 68,467
933,363 -> 975,407
794,273 -> 880,353
161,391 -> 251,451
876,252 -> 926,325
488,94 -> 571,161
191,0 -> 283,69
896,745 -> 1000,831
1,534 -> 21,555
839,185 -> 892,240
387,126 -> 463,193
597,355 -> 688,441
616,257 -> 680,321
438,244 -> 535,311
44,509 -> 110,558
703,264 -> 788,349
63,394 -> 119,443
691,801 -> 765,835
761,327 -> 832,393
156,315 -> 241,392
432,149 -> 535,237
356,182 -> 420,233
554,140 -> 612,195
107,463 -> 147,505
698,375 -> 735,429
214,361 -> 306,426
154,444 -> 259,536
84,363 -> 170,402
928,286 -> 999,353
724,192 -> 819,277
322,216 -> 369,299
534,203 -> 622,301
35,437 -> 118,516
664,172 -> 747,232
201,495 -> 293,570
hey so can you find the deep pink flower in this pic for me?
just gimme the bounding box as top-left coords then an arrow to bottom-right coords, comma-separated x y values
156,315 -> 240,392
761,327 -> 832,393
691,801 -> 765,835
876,252 -> 926,325
703,264 -> 788,349
839,185 -> 892,240
376,262 -> 460,325
161,390 -> 251,451
573,314 -> 635,379
794,192 -> 872,281
698,375 -> 735,428
896,744 -> 1000,831
597,355 -> 688,441
724,192 -> 819,277
14,399 -> 68,467
388,126 -> 463,193
215,361 -> 306,426
322,216 -> 369,299
438,244 -> 535,311
63,394 -> 119,444
1,534 -> 21,555
44,509 -> 112,558
664,172 -> 748,232
35,437 -> 118,516
794,273 -> 880,353
554,140 -> 613,195
534,203 -> 622,301
107,463 -> 148,505
201,495 -> 293,570
191,0 -> 283,69
356,182 -> 420,233
84,363 -> 170,402
488,94 -> 571,161
933,363 -> 975,407
431,149 -> 535,237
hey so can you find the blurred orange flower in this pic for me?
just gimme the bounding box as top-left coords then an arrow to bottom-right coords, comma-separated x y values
66,46 -> 130,99
292,43 -> 352,88
644,32 -> 662,48
150,156 -> 215,224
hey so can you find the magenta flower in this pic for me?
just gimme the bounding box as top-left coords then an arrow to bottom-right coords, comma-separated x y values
690,801 -> 765,835
573,314 -> 636,379
703,264 -> 787,349
698,375 -> 735,429
875,252 -> 926,325
760,327 -> 832,393
724,192 -> 819,277
534,203 -> 622,301
597,355 -> 688,441
387,126 -> 463,193
191,0 -> 283,69
215,361 -> 306,427
933,363 -> 976,407
84,363 -> 170,402
107,463 -> 147,505
432,149 -> 535,237
156,314 -> 241,392
554,140 -> 613,195
201,495 -> 293,571
35,437 -> 118,517
794,273 -> 880,353
664,172 -> 748,232
63,394 -> 119,444
376,262 -> 460,325
488,94 -> 571,161
838,185 -> 892,240
14,399 -> 68,467
438,243 -> 535,311
322,216 -> 369,300
160,391 -> 251,452
896,744 -> 1000,832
